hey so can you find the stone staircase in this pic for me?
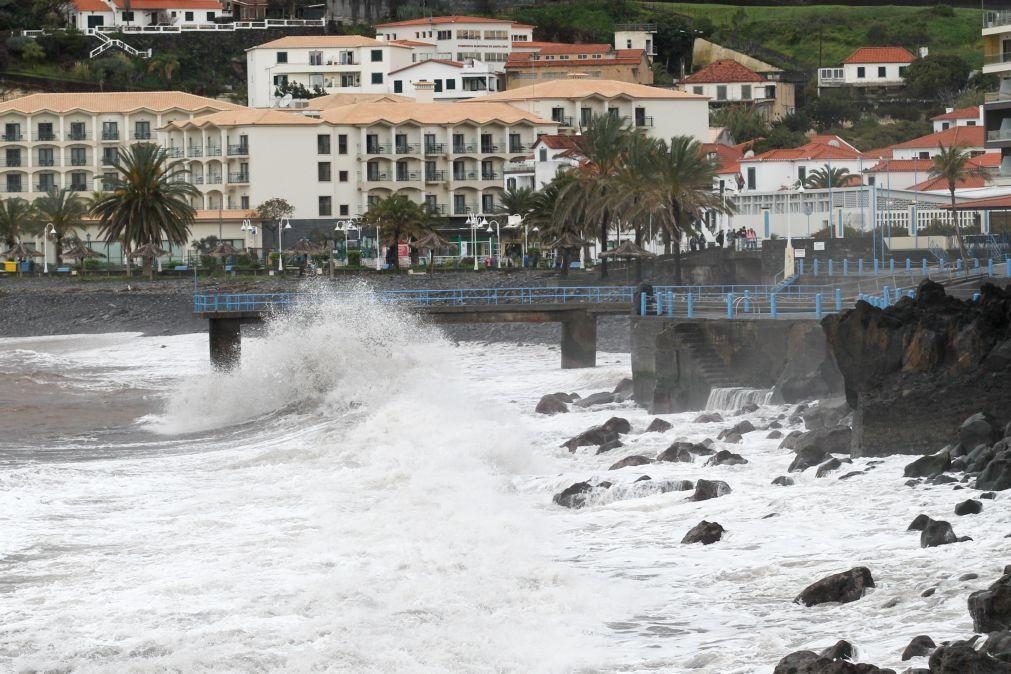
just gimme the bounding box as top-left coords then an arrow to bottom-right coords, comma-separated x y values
673,322 -> 740,389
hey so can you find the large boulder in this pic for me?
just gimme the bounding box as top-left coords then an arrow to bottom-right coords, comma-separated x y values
977,455 -> 1011,491
969,573 -> 1011,632
574,391 -> 616,408
657,441 -> 711,462
645,418 -> 673,433
535,394 -> 569,415
772,476 -> 795,486
772,650 -> 894,674
816,456 -> 853,478
680,520 -> 725,545
779,430 -> 804,450
907,514 -> 932,531
802,398 -> 852,431
718,420 -> 755,442
689,479 -> 732,501
903,449 -> 951,478
901,635 -> 936,661
983,631 -> 1011,662
920,520 -> 959,548
608,455 -> 653,471
961,412 -> 1000,453
561,417 -> 631,452
795,567 -> 875,607
553,481 -> 608,509
705,450 -> 748,467
955,499 -> 983,516
693,412 -> 724,424
789,446 -> 831,473
929,640 -> 1011,674
793,426 -> 853,455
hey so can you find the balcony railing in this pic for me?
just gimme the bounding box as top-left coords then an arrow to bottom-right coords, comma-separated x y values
228,172 -> 250,183
166,147 -> 184,158
206,174 -> 223,184
395,143 -> 419,155
2,184 -> 25,193
508,142 -> 529,153
101,131 -> 120,141
35,183 -> 58,192
365,144 -> 390,155
985,52 -> 1011,67
480,143 -> 500,153
69,183 -> 88,192
227,144 -> 249,156
36,157 -> 56,167
425,170 -> 447,182
34,132 -> 57,141
396,171 -> 421,182
364,172 -> 390,182
206,146 -> 223,157
635,116 -> 654,127
2,133 -> 23,141
985,10 -> 1011,29
69,156 -> 88,166
453,143 -> 477,154
188,146 -> 203,157
133,131 -> 152,140
453,170 -> 479,181
101,155 -> 119,166
504,160 -> 535,174
424,203 -> 447,215
454,203 -> 477,215
424,143 -> 445,154
987,129 -> 1011,142
0,158 -> 22,168
551,116 -> 575,127
481,171 -> 498,181
67,131 -> 89,141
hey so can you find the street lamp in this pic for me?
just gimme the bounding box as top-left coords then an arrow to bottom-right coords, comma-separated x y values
482,217 -> 501,269
334,218 -> 359,268
42,222 -> 56,274
466,214 -> 480,271
277,217 -> 291,272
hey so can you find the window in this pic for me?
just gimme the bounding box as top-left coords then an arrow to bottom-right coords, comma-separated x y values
716,85 -> 727,101
273,74 -> 288,87
70,172 -> 87,191
318,162 -> 331,181
134,121 -> 150,139
241,196 -> 249,210
371,49 -> 383,62
309,74 -> 324,88
968,120 -> 977,126
38,148 -> 54,166
741,85 -> 751,100
454,194 -> 466,214
942,122 -> 950,130
5,148 -> 19,167
538,148 -> 548,162
918,151 -> 930,159
69,122 -> 86,140
338,134 -> 348,154
102,121 -> 118,140
70,147 -> 86,166
457,29 -> 481,39
747,167 -> 756,190
122,10 -> 134,20
580,106 -> 592,127
6,175 -> 22,193
899,66 -> 908,77
693,86 -> 703,95
102,147 -> 119,166
319,196 -> 332,216
394,80 -> 403,93
276,51 -> 288,64
207,11 -> 215,20
310,51 -> 323,65
317,134 -> 330,154
512,34 -> 528,42
339,170 -> 348,182
482,194 -> 494,213
434,79 -> 443,92
36,122 -> 54,141
371,73 -> 383,84
184,11 -> 193,20
878,66 -> 886,78
437,30 -> 451,40
798,166 -> 806,183
551,106 -> 565,123
37,172 -> 56,191
857,66 -> 865,78
484,30 -> 508,40
446,79 -> 456,90
867,176 -> 875,186
339,204 -> 349,216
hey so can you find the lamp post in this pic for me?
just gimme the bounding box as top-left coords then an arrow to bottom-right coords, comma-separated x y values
482,217 -> 501,268
334,218 -> 359,268
466,214 -> 480,271
374,218 -> 382,271
277,216 -> 291,272
42,222 -> 55,274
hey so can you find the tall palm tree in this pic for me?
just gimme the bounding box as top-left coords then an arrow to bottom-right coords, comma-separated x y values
610,132 -> 664,281
89,143 -> 199,279
803,165 -> 852,189
557,113 -> 633,279
498,186 -> 538,220
361,194 -> 435,271
930,144 -> 988,273
647,136 -> 733,283
0,197 -> 36,251
34,187 -> 87,265
536,172 -> 587,278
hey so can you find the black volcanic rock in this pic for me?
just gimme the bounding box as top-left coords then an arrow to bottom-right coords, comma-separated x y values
645,418 -> 673,433
795,567 -> 874,607
955,499 -> 983,516
904,450 -> 952,478
608,455 -> 653,471
689,479 -> 731,501
920,520 -> 959,548
789,446 -> 830,473
969,572 -> 1011,632
772,476 -> 794,486
535,393 -> 569,415
681,520 -> 725,545
902,635 -> 936,661
705,450 -> 748,467
816,456 -> 852,478
907,514 -> 932,531
561,417 -> 631,452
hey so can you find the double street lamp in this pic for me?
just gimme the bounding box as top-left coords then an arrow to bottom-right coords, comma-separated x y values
334,218 -> 359,269
481,217 -> 501,269
239,219 -> 258,255
466,214 -> 481,271
42,222 -> 55,274
276,217 -> 291,272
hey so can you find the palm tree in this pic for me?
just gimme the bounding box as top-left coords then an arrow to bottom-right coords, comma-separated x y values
498,186 -> 538,220
536,172 -> 587,278
557,113 -> 633,279
0,197 -> 36,251
802,165 -> 852,189
930,144 -> 988,273
647,136 -> 733,283
33,187 -> 87,265
89,143 -> 199,279
361,194 -> 434,271
147,54 -> 180,84
610,132 -> 664,281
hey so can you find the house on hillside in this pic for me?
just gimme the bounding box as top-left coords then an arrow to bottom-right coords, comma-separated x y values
503,44 -> 652,89
862,154 -> 998,190
680,59 -> 794,121
816,46 -> 917,95
67,0 -> 227,30
888,126 -> 988,160
737,136 -> 870,192
375,16 -> 534,74
932,105 -> 983,133
388,59 -> 500,100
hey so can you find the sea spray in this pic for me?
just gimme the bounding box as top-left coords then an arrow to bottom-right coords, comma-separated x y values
705,386 -> 774,410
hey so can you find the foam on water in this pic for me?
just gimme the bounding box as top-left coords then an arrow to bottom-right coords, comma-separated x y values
705,386 -> 774,411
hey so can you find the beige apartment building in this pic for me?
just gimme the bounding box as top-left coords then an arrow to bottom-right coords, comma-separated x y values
0,92 -> 242,198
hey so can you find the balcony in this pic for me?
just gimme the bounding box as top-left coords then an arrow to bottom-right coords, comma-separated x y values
454,202 -> 477,215
988,129 -> 1011,142
166,147 -> 184,158
133,131 -> 152,140
206,174 -> 223,185
551,116 -> 575,128
228,172 -> 249,183
818,68 -> 845,86
66,131 -> 89,141
425,170 -> 447,182
35,183 -> 58,192
101,156 -> 119,167
985,52 -> 1011,66
395,143 -> 419,155
481,171 -> 498,181
508,142 -> 529,153
424,143 -> 445,155
364,172 -> 391,183
365,144 -> 390,155
452,143 -> 477,154
69,156 -> 88,166
2,132 -> 23,142
188,146 -> 203,158
453,170 -> 479,181
504,160 -> 534,174
2,184 -> 24,193
227,144 -> 249,156
396,170 -> 421,182
206,146 -> 223,157
101,131 -> 120,141
635,116 -> 654,128
192,175 -> 205,185
34,132 -> 57,141
69,183 -> 88,192
985,10 -> 1011,29
36,157 -> 56,167
0,157 -> 22,168
424,203 -> 447,215
480,142 -> 500,154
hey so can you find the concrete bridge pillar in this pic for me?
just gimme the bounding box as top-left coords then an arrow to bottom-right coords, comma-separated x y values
561,311 -> 597,369
209,317 -> 242,370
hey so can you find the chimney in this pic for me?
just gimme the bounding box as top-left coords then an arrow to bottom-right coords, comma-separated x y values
414,80 -> 435,104
919,46 -> 929,58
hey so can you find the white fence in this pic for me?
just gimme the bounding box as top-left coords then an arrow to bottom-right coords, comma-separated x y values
23,18 -> 324,39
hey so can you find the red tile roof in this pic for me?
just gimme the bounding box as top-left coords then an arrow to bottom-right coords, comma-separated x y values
701,142 -> 744,175
842,46 -> 916,64
683,59 -> 765,84
890,125 -> 985,150
536,134 -> 584,150
939,194 -> 1011,210
745,139 -> 866,163
865,158 -> 935,173
377,15 -> 519,27
72,0 -> 110,10
910,175 -> 988,191
534,43 -> 613,55
110,0 -> 221,7
389,39 -> 436,47
932,106 -> 982,122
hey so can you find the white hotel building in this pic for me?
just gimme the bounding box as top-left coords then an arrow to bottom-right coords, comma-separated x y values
375,15 -> 535,72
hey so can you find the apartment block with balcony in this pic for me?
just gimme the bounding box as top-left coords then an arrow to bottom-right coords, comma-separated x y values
983,9 -> 1011,180
158,100 -> 556,226
680,59 -> 794,121
0,92 -> 241,198
245,35 -> 415,108
376,15 -> 534,74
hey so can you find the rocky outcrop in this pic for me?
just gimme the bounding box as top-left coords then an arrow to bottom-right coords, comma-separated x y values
553,481 -> 608,509
705,450 -> 748,467
689,479 -> 732,501
694,412 -> 723,423
772,649 -> 894,674
795,567 -> 874,606
921,520 -> 962,548
816,456 -> 852,478
928,640 -> 1011,673
793,426 -> 853,455
681,520 -> 725,545
822,281 -> 1011,457
901,635 -> 936,661
904,450 -> 951,478
657,441 -> 712,462
772,476 -> 795,486
535,393 -> 570,415
645,418 -> 673,433
562,417 -> 631,452
955,499 -> 983,516
789,446 -> 831,473
574,391 -> 616,408
969,572 -> 1011,632
608,455 -> 653,471
802,398 -> 851,431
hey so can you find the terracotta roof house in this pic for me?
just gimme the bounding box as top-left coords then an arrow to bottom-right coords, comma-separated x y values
504,45 -> 653,88
680,59 -> 795,121
817,45 -> 917,94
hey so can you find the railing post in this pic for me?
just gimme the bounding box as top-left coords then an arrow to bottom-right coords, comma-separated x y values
798,259 -> 805,275
975,257 -> 981,269
726,293 -> 734,318
883,285 -> 890,307
873,258 -> 879,273
687,293 -> 695,318
656,292 -> 663,316
895,287 -> 902,303
905,258 -> 911,273
922,258 -> 927,275
835,287 -> 842,312
989,259 -> 994,277
828,259 -> 834,276
667,291 -> 674,317
744,289 -> 751,313
815,293 -> 823,319
889,258 -> 895,273
858,258 -> 864,274
843,259 -> 849,276
813,258 -> 819,276
640,292 -> 647,316
770,293 -> 778,318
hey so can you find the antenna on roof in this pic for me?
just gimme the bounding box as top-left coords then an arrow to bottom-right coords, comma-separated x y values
280,93 -> 293,108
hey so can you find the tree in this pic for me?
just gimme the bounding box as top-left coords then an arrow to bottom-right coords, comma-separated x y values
904,55 -> 971,102
89,143 -> 199,279
360,194 -> 434,271
803,165 -> 853,189
33,187 -> 86,265
711,105 -> 768,144
0,197 -> 36,250
806,92 -> 858,131
147,54 -> 180,84
498,186 -> 537,221
256,197 -> 294,256
930,144 -> 988,273
535,172 -> 586,278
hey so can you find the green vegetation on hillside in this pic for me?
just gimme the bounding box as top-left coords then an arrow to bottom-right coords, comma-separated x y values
643,2 -> 983,69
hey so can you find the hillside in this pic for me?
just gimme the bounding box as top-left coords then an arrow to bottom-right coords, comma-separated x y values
642,2 -> 984,70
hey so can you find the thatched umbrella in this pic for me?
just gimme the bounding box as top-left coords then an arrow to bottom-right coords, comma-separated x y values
62,243 -> 105,272
546,232 -> 589,277
600,240 -> 656,283
208,241 -> 240,259
2,242 -> 44,260
409,230 -> 451,270
129,243 -> 168,278
285,238 -> 321,255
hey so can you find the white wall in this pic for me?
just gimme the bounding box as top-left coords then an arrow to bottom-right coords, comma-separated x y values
683,81 -> 773,103
739,158 -> 868,192
377,21 -> 533,73
842,62 -> 908,85
390,60 -> 498,100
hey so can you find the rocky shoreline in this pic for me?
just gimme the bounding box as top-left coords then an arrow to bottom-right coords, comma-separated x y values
0,273 -> 633,351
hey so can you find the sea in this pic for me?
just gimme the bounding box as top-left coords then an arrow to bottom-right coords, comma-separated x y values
0,285 -> 1002,673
